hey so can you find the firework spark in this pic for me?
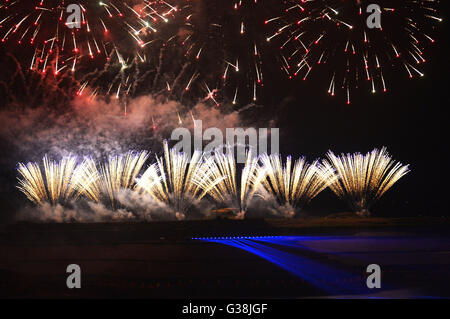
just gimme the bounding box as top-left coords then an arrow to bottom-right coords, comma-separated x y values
259,153 -> 335,214
322,147 -> 410,216
265,0 -> 442,103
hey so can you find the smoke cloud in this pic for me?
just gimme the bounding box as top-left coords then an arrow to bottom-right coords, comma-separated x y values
15,188 -> 220,223
0,90 -> 242,161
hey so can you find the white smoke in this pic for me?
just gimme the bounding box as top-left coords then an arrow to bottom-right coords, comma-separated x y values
0,90 -> 241,161
14,186 -> 220,223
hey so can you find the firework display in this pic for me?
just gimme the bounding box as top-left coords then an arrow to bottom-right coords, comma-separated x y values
3,2 -> 428,219
1,0 -> 448,304
265,0 -> 442,103
323,147 -> 410,216
1,0 -> 442,106
16,146 -> 411,219
259,153 -> 335,213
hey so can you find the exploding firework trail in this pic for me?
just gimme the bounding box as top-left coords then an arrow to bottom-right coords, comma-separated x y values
265,0 -> 442,103
77,150 -> 150,209
0,53 -> 78,107
79,43 -> 191,107
259,153 -> 335,212
0,0 -> 178,75
169,0 -> 271,106
203,146 -> 268,218
135,141 -> 224,216
322,147 -> 410,216
17,151 -> 150,208
17,154 -> 80,204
